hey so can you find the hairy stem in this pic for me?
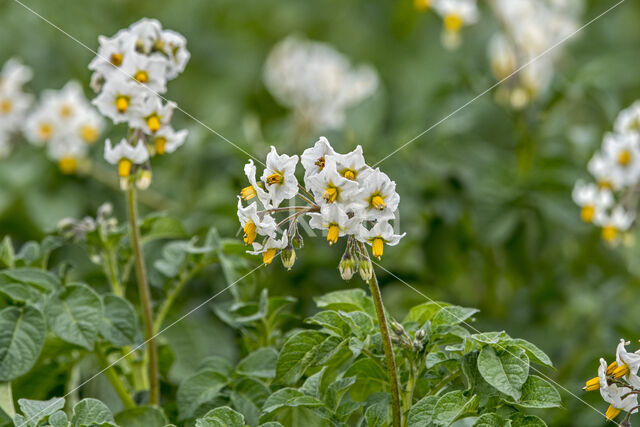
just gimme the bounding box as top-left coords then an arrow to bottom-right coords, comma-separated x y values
95,345 -> 136,409
402,359 -> 417,427
103,248 -> 124,297
126,187 -> 159,405
368,266 -> 402,427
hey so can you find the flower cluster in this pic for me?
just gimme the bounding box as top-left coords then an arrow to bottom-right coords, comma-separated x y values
89,18 -> 190,189
263,36 -> 378,132
414,0 -> 479,50
488,0 -> 582,109
23,81 -> 104,174
572,101 -> 640,244
237,137 -> 404,278
584,339 -> 640,422
0,59 -> 33,158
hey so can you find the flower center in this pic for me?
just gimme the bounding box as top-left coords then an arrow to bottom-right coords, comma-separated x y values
327,224 -> 340,245
146,114 -> 161,132
115,95 -> 130,113
110,53 -> 123,66
155,137 -> 167,155
444,14 -> 463,32
580,205 -> 595,223
38,123 -> 53,140
372,237 -> 384,258
602,225 -> 618,243
59,104 -> 73,118
414,0 -> 430,11
243,220 -> 257,245
263,248 -> 277,265
323,186 -> 339,203
135,70 -> 149,83
81,125 -> 99,143
241,185 -> 257,201
612,363 -> 630,379
343,169 -> 356,180
371,194 -> 386,210
315,157 -> 325,169
58,156 -> 78,174
618,149 -> 632,166
0,99 -> 12,114
118,158 -> 133,177
598,179 -> 612,189
266,172 -> 283,185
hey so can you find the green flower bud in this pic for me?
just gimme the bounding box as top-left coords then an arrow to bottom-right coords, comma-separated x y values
358,255 -> 373,282
281,245 -> 296,270
339,251 -> 358,280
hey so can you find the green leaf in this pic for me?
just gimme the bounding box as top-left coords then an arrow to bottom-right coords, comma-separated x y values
509,413 -> 547,426
407,395 -> 439,427
509,339 -> 553,368
432,391 -> 478,426
324,376 -> 356,410
305,311 -> 351,337
229,377 -> 270,426
0,305 -> 46,381
477,346 -> 529,401
46,284 -> 103,350
403,302 -> 446,324
343,358 -> 388,401
299,368 -> 325,398
470,332 -> 509,345
177,370 -> 229,420
473,413 -> 506,427
17,397 -> 64,427
195,407 -> 244,427
507,375 -> 561,408
197,355 -> 233,377
261,388 -> 324,414
0,283 -> 37,304
314,289 -> 374,314
49,410 -> 69,427
115,406 -> 168,427
71,398 -> 115,427
432,305 -> 479,328
235,347 -> 278,379
141,214 -> 187,243
275,331 -> 327,384
364,394 -> 389,427
0,382 -> 14,419
425,351 -> 450,369
0,268 -> 59,292
100,294 -> 138,347
0,236 -> 15,269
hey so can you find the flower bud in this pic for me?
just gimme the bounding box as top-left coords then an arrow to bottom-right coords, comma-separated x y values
338,252 -> 357,281
291,230 -> 304,249
415,329 -> 426,341
281,245 -> 296,270
358,255 -> 373,282
136,169 -> 152,190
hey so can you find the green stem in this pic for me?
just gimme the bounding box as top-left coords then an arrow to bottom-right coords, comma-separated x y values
429,371 -> 460,396
95,346 -> 136,409
126,187 -> 159,405
104,248 -> 124,297
402,359 -> 417,427
368,265 -> 402,427
153,264 -> 204,333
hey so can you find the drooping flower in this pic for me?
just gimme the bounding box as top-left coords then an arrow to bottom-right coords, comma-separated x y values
356,221 -> 405,259
309,204 -> 359,245
104,138 -> 149,187
237,198 -> 277,245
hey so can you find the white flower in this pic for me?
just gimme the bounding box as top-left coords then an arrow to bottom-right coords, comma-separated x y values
597,358 -> 639,421
129,18 -> 163,54
92,76 -> 147,124
309,204 -> 360,245
433,0 -> 479,31
588,153 -> 618,190
130,96 -> 176,134
260,146 -> 299,208
241,159 -> 272,208
307,161 -> 360,207
0,59 -> 33,135
237,198 -> 277,245
47,138 -> 88,174
75,107 -> 105,145
352,169 -> 400,221
571,181 -> 613,224
615,101 -> 640,135
356,221 -> 405,259
488,34 -> 517,80
159,30 -> 190,79
601,132 -> 640,188
150,126 -> 188,155
248,234 -> 289,265
104,138 -> 149,178
121,53 -> 168,93
0,58 -> 33,91
301,136 -> 337,182
89,31 -> 136,78
325,145 -> 373,184
615,339 -> 640,389
23,107 -> 58,145
596,206 -> 635,244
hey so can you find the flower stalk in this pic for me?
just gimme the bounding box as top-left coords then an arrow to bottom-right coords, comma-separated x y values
94,345 -> 136,409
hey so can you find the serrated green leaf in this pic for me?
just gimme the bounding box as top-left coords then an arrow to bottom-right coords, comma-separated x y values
433,391 -> 478,426
100,294 -> 138,347
71,398 -> 115,427
46,284 -> 102,350
407,395 -> 439,426
477,346 -> 529,401
305,311 -> 351,337
177,370 -> 228,420
509,339 -> 553,368
114,406 -> 167,427
473,413 -> 506,427
195,407 -> 244,427
235,347 -> 277,378
0,305 -> 46,381
507,375 -> 561,408
275,330 -> 327,384
17,397 -> 64,427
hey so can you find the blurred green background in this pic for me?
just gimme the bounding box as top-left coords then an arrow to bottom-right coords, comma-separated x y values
1,0 -> 640,425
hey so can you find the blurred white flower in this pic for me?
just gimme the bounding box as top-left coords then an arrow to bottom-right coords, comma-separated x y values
104,138 -> 150,184
571,181 -> 612,224
615,101 -> 640,135
92,76 -> 147,124
601,132 -> 640,188
432,0 -> 479,49
595,206 -> 635,244
130,97 -> 176,135
0,58 -> 33,157
121,53 -> 168,93
149,125 -> 188,156
263,36 -> 378,131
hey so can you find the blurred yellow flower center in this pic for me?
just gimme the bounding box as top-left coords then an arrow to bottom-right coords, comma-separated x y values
241,185 -> 257,201
58,156 -> 77,174
343,170 -> 356,180
602,226 -> 618,243
118,158 -> 133,177
323,186 -> 339,203
146,114 -> 161,132
135,70 -> 149,83
327,224 -> 339,245
444,14 -> 463,33
110,53 -> 123,66
618,149 -> 632,166
580,205 -> 595,223
59,104 -> 73,118
263,248 -> 277,265
155,137 -> 167,155
598,179 -> 612,190
81,125 -> 99,143
266,172 -> 283,185
0,99 -> 12,114
612,363 -> 630,379
605,405 -> 621,421
153,39 -> 166,51
243,220 -> 257,245
629,118 -> 640,131
372,237 -> 384,258
38,123 -> 53,140
115,95 -> 129,113
315,157 -> 325,169
414,0 -> 430,11
371,195 -> 386,210
583,376 -> 600,391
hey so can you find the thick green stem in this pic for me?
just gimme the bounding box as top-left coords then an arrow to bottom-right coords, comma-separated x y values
95,346 -> 136,409
126,187 -> 159,405
368,267 -> 402,427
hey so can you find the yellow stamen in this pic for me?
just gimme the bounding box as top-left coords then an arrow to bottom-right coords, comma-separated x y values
618,149 -> 632,166
59,104 -> 73,118
58,156 -> 77,175
444,14 -> 463,33
0,99 -> 12,114
414,0 -> 430,11
153,39 -> 165,52
243,220 -> 257,245
580,205 -> 595,223
372,237 -> 384,259
266,172 -> 283,185
241,185 -> 257,201
612,363 -> 630,379
315,157 -> 325,169
155,137 -> 167,155
598,180 -> 612,190
118,158 -> 133,177
110,53 -> 123,66
371,195 -> 386,210
134,70 -> 149,83
323,186 -> 338,203
38,123 -> 53,141
115,95 -> 129,113
327,224 -> 340,245
80,125 -> 99,143
602,226 -> 618,243
583,376 -> 601,391
605,405 -> 621,421
146,115 -> 160,133
263,248 -> 277,265
343,170 -> 356,180
606,361 -> 619,376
